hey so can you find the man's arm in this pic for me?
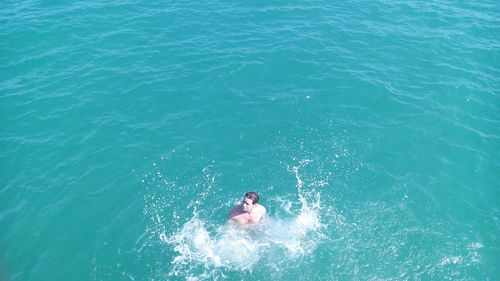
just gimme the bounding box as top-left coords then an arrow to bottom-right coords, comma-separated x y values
250,206 -> 266,223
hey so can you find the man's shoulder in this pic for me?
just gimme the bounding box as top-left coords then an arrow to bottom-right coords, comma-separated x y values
229,205 -> 242,217
255,204 -> 266,214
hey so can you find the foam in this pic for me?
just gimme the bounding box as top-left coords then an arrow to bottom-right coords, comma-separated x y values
166,194 -> 324,275
158,162 -> 328,278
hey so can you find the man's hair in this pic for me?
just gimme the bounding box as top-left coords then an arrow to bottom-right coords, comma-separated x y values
245,191 -> 259,204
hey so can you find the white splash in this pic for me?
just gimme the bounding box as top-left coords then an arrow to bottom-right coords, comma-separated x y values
439,255 -> 463,266
166,195 -> 324,274
164,160 -> 327,277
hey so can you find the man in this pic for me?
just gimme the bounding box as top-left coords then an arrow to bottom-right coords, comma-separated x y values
229,191 -> 266,224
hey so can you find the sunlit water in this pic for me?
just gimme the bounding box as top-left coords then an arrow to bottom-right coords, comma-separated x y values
1,0 -> 498,280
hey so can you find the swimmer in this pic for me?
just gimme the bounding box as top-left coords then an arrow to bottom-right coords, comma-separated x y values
229,192 -> 266,225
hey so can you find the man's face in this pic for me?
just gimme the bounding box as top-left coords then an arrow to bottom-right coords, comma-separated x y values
242,197 -> 254,212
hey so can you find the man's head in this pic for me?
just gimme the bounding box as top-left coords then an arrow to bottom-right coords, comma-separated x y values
245,191 -> 259,204
242,191 -> 259,212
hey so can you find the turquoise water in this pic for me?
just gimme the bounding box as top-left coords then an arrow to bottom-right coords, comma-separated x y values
1,0 -> 499,280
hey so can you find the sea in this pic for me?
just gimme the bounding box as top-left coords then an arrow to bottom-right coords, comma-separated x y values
1,1 -> 498,280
